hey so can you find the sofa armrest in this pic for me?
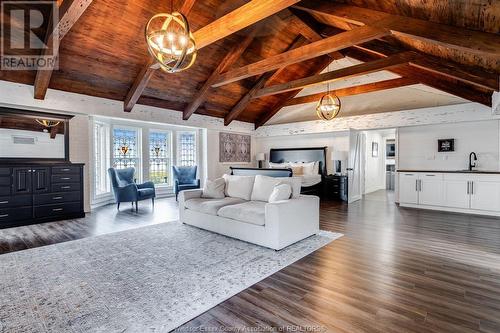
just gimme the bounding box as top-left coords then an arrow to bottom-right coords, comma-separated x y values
178,189 -> 203,207
265,195 -> 320,249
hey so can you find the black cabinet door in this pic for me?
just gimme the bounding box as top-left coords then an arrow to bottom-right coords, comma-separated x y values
13,168 -> 31,194
32,167 -> 50,193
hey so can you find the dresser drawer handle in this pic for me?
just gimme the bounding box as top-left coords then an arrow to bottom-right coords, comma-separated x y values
61,186 -> 71,189
52,208 -> 63,212
53,196 -> 63,200
61,168 -> 70,171
0,214 -> 8,218
0,201 -> 8,204
61,177 -> 71,180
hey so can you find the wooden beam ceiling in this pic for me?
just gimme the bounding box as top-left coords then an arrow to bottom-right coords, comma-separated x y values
283,77 -> 419,106
33,0 -> 94,100
224,37 -> 307,126
253,52 -> 415,99
123,0 -> 302,112
293,0 -> 500,57
212,25 -> 390,87
182,27 -> 258,120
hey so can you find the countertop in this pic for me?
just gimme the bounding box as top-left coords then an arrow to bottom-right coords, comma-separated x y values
397,169 -> 500,174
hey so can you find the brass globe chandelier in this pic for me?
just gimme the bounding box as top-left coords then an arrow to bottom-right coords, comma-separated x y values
316,64 -> 341,121
145,1 -> 197,73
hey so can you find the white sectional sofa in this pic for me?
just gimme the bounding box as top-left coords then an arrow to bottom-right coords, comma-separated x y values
178,175 -> 320,250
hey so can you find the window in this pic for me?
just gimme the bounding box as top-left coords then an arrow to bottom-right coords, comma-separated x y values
93,121 -> 110,196
149,131 -> 172,185
177,131 -> 196,166
112,127 -> 140,170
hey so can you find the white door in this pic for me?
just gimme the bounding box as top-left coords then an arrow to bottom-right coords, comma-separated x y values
348,129 -> 362,203
399,173 -> 418,204
418,174 -> 444,206
470,178 -> 500,212
442,175 -> 470,209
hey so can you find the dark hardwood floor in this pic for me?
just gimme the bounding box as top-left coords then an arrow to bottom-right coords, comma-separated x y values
2,191 -> 500,333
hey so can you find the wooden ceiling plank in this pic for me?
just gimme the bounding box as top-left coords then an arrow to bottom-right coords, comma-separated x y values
212,25 -> 390,88
294,0 -> 500,57
182,27 -> 258,120
284,77 -> 419,106
253,51 -> 415,99
124,0 -> 299,112
179,0 -> 197,16
223,37 -> 306,126
34,0 -> 94,100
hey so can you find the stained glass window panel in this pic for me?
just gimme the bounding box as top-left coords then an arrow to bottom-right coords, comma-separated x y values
178,132 -> 196,166
112,128 -> 139,170
149,131 -> 171,185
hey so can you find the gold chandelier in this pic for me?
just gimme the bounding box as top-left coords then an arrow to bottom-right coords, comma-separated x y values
35,119 -> 60,128
316,64 -> 341,121
145,2 -> 196,73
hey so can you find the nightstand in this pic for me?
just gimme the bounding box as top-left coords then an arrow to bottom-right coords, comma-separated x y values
323,175 -> 348,201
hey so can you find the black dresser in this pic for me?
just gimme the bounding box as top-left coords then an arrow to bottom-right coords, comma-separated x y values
0,163 -> 85,228
323,175 -> 348,201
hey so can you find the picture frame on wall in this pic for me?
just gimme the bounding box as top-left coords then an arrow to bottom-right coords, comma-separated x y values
219,132 -> 251,163
438,139 -> 455,152
372,142 -> 378,157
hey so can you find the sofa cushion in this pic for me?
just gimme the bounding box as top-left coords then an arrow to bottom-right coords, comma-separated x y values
251,175 -> 281,202
268,184 -> 292,203
184,197 -> 245,216
217,201 -> 266,226
201,178 -> 225,199
222,174 -> 255,200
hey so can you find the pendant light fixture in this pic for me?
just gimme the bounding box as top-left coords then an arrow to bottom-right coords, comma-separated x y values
145,0 -> 197,73
35,119 -> 61,128
316,63 -> 341,121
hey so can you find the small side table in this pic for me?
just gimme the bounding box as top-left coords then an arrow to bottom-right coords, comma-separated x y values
323,175 -> 348,201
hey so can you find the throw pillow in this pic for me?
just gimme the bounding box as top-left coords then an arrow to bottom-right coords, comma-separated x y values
201,178 -> 225,199
290,165 -> 304,176
269,162 -> 288,169
276,177 -> 302,198
222,174 -> 255,200
268,184 -> 292,203
251,175 -> 281,201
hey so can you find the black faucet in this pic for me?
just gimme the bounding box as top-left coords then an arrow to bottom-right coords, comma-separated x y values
469,152 -> 477,171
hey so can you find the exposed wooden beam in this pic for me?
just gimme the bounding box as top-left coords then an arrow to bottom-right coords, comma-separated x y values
194,0 -> 301,50
253,51 -> 415,99
284,77 -> 419,106
344,47 -> 493,107
223,37 -> 307,126
124,0 -> 299,112
287,9 -> 343,60
182,28 -> 258,120
212,25 -> 390,87
34,0 -> 93,100
179,0 -> 197,15
294,0 -> 500,57
124,59 -> 157,112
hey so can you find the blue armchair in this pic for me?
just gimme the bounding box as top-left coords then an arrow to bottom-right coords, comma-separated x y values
173,166 -> 200,200
108,167 -> 156,212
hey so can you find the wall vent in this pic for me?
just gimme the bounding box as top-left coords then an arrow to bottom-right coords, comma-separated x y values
12,136 -> 36,144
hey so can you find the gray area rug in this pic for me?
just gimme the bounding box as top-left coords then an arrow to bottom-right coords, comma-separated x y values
0,222 -> 342,333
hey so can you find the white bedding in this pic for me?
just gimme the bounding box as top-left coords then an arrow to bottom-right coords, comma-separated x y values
299,174 -> 322,187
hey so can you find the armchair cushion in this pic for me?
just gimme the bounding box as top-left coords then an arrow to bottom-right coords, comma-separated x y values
138,188 -> 155,198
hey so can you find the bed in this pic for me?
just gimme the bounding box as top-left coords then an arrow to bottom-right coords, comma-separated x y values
269,147 -> 327,195
230,147 -> 327,195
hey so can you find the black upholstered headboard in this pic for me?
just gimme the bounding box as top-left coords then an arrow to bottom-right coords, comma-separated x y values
269,147 -> 327,176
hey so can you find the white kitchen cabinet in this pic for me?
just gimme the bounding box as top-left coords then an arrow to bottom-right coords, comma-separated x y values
419,174 -> 444,206
399,173 -> 418,204
469,176 -> 500,212
398,171 -> 500,217
442,175 -> 470,209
